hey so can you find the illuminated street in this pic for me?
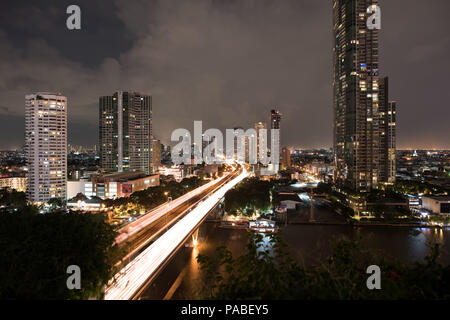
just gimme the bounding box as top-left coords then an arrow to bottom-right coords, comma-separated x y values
104,169 -> 249,300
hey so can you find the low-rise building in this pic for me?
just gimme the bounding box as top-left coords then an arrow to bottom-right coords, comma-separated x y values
159,166 -> 184,181
67,180 -> 89,199
422,196 -> 450,215
67,172 -> 159,200
0,177 -> 27,192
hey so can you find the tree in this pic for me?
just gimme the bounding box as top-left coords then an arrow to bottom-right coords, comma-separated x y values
316,182 -> 332,195
197,234 -> 450,300
224,178 -> 273,217
48,197 -> 64,210
0,210 -> 120,299
0,188 -> 38,215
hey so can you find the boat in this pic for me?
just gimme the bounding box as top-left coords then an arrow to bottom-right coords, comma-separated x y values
247,218 -> 279,233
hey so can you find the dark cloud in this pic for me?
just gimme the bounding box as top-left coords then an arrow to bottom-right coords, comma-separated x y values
0,0 -> 449,150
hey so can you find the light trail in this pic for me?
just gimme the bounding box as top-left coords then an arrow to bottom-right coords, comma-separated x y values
115,173 -> 230,244
104,169 -> 248,300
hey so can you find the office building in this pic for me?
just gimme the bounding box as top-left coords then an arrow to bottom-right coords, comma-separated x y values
25,93 -> 67,203
99,91 -> 152,175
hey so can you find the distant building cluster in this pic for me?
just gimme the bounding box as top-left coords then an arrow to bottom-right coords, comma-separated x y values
11,1 -> 450,211
21,90 -> 163,204
397,150 -> 450,188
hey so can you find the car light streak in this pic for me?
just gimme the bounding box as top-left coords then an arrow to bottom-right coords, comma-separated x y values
115,173 -> 230,244
104,169 -> 248,300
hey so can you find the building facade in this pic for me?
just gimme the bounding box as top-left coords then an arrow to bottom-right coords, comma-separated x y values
379,77 -> 396,183
151,139 -> 162,173
99,91 -> 152,175
0,177 -> 27,192
25,93 -> 67,203
332,0 -> 396,191
281,147 -> 291,170
85,172 -> 159,200
255,122 -> 267,164
270,109 -> 281,173
422,196 -> 450,215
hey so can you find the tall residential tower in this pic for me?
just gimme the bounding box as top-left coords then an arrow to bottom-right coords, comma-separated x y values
332,0 -> 396,191
270,109 -> 282,173
99,91 -> 152,175
25,93 -> 67,203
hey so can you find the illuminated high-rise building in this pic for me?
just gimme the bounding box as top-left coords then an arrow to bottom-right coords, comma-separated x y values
270,109 -> 281,173
99,91 -> 152,175
332,0 -> 396,191
379,77 -> 396,183
255,121 -> 267,163
25,93 -> 67,203
281,147 -> 291,170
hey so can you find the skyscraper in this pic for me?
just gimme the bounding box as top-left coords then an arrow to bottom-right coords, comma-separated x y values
332,0 -> 396,191
25,93 -> 67,203
99,91 -> 152,175
270,109 -> 281,173
255,121 -> 267,163
379,77 -> 396,183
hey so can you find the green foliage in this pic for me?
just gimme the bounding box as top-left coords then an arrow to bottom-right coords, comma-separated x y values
47,197 -> 65,210
0,188 -> 38,215
315,182 -> 333,194
224,178 -> 273,216
197,234 -> 450,300
105,176 -> 207,210
0,210 -> 119,299
393,179 -> 448,195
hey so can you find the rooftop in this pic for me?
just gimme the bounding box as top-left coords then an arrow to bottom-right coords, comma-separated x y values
423,195 -> 450,202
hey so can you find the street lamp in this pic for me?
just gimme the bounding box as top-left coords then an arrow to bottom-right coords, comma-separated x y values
164,191 -> 171,229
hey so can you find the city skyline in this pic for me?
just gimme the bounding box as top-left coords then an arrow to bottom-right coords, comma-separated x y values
0,1 -> 449,304
0,0 -> 449,150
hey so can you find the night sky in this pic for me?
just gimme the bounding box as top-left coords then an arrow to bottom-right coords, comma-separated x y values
0,0 -> 449,150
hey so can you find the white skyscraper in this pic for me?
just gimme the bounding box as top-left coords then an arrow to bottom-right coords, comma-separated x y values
25,93 -> 67,203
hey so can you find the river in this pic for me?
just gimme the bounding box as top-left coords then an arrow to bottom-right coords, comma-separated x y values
138,219 -> 450,300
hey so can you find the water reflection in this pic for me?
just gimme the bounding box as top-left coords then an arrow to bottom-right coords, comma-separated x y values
255,233 -> 275,258
141,223 -> 450,300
